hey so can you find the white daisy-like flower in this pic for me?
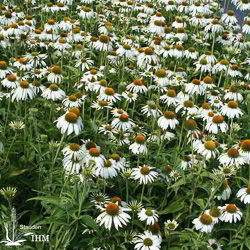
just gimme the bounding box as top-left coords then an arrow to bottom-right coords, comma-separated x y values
93,35 -> 112,51
41,84 -> 66,101
176,99 -> 198,116
224,85 -> 244,103
218,204 -> 242,223
47,66 -> 63,84
204,207 -> 222,224
95,159 -> 119,179
164,220 -> 179,231
129,136 -> 148,155
96,202 -> 131,230
160,89 -> 179,107
2,74 -> 19,89
194,141 -> 219,160
220,101 -> 243,119
236,187 -> 250,204
62,143 -> 85,161
205,115 -> 228,134
138,208 -> 159,225
85,147 -> 105,169
218,148 -> 246,167
131,165 -> 158,185
141,101 -> 162,118
185,79 -> 204,96
111,114 -> 135,131
122,91 -> 138,103
99,87 -> 121,104
134,231 -> 161,250
11,81 -> 35,102
55,108 -> 83,135
157,111 -> 179,130
137,47 -> 159,69
192,214 -> 214,233
207,239 -> 223,250
212,59 -> 229,74
126,79 -> 148,94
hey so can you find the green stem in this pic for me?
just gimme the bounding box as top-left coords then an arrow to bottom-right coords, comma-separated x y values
140,184 -> 145,203
126,179 -> 129,203
52,133 -> 66,168
3,132 -> 17,167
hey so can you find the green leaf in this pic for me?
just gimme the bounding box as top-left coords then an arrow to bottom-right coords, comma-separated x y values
194,199 -> 205,209
169,178 -> 186,189
158,201 -> 185,215
80,215 -> 98,231
27,196 -> 67,207
235,176 -> 248,185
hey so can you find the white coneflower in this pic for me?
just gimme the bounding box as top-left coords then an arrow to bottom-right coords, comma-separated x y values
207,239 -> 223,250
62,95 -> 82,108
90,192 -> 110,206
239,139 -> 250,161
9,121 -> 25,130
220,101 -> 243,119
184,47 -> 199,60
228,64 -> 243,78
13,58 -> 33,72
41,84 -> 66,101
212,59 -> 229,74
75,57 -> 94,71
157,111 -> 179,130
134,231 -> 161,250
55,108 -> 83,135
122,91 -> 138,103
243,21 -> 250,35
127,79 -> 148,94
154,69 -> 169,86
201,76 -> 216,91
116,43 -> 137,60
199,51 -> 217,65
205,19 -> 224,34
192,214 -> 214,233
129,136 -> 148,155
11,81 -> 35,102
194,59 -> 212,73
216,179 -> 232,201
141,101 -> 162,118
205,115 -> 228,134
137,47 -> 159,69
213,165 -> 237,178
93,35 -> 112,51
195,141 -> 219,160
132,165 -> 158,185
205,207 -> 222,224
160,89 -> 179,107
78,6 -> 96,19
47,66 -> 63,84
2,74 -> 19,89
138,208 -> 159,225
218,148 -> 246,167
224,85 -> 244,102
221,10 -> 238,24
218,204 -> 242,223
176,99 -> 198,116
185,79 -> 204,96
99,87 -> 121,104
148,20 -> 165,35
236,187 -> 250,204
111,114 -> 135,131
96,202 -> 131,230
95,159 -> 119,179
62,143 -> 85,161
0,61 -> 13,79
91,100 -> 113,110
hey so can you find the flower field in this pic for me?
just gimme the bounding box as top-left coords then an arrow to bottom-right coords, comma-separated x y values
0,0 -> 250,249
